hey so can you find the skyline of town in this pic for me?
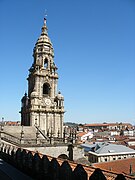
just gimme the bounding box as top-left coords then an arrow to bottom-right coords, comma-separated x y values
0,0 -> 135,124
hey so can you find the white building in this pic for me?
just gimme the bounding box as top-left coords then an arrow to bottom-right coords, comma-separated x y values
88,143 -> 135,163
123,130 -> 134,136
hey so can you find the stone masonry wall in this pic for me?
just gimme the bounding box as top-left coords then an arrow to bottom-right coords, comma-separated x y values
25,145 -> 84,161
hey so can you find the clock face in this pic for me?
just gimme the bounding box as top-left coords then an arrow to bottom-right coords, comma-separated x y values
45,98 -> 51,106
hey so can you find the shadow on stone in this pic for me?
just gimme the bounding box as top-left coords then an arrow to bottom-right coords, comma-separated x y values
89,168 -> 106,180
115,174 -> 126,180
73,164 -> 87,180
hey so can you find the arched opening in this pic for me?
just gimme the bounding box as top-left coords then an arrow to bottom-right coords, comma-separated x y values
43,83 -> 50,95
44,58 -> 48,68
58,154 -> 68,160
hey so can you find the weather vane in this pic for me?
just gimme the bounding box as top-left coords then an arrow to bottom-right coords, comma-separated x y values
45,9 -> 47,18
44,10 -> 47,25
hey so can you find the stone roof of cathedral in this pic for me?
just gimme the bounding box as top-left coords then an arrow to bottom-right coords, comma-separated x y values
3,126 -> 44,139
36,150 -> 135,179
1,140 -> 135,179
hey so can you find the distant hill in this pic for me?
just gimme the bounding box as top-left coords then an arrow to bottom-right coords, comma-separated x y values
64,122 -> 79,127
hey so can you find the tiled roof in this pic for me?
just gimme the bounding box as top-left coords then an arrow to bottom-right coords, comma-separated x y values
5,121 -> 20,126
95,143 -> 135,154
114,135 -> 128,141
84,123 -> 108,127
77,132 -> 86,137
84,123 -> 132,127
129,146 -> 135,150
107,123 -> 132,126
128,139 -> 135,142
93,157 -> 135,175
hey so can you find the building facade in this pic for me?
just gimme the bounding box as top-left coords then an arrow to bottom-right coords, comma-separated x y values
84,123 -> 132,131
88,143 -> 135,163
20,18 -> 64,137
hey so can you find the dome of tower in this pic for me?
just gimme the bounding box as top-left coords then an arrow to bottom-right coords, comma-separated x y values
30,91 -> 38,97
35,18 -> 52,47
36,34 -> 52,44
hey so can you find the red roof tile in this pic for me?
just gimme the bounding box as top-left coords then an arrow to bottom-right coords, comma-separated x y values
93,158 -> 135,175
84,124 -> 108,127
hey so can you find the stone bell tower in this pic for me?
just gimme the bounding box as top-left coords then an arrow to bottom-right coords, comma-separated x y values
21,18 -> 64,137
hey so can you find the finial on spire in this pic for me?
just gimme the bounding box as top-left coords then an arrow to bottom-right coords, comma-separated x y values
44,18 -> 47,26
41,10 -> 48,35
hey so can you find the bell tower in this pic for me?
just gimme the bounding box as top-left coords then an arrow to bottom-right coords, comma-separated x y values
21,18 -> 64,137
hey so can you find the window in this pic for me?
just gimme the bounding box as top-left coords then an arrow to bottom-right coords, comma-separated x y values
43,83 -> 50,95
44,58 -> 48,68
38,48 -> 42,52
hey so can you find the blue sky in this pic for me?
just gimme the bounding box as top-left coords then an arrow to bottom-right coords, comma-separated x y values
0,0 -> 135,124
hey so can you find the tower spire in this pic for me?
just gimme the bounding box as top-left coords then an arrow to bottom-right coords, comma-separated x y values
21,17 -> 64,137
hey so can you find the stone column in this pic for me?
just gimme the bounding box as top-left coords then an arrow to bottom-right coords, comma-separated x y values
60,114 -> 63,138
46,113 -> 49,133
53,113 -> 56,136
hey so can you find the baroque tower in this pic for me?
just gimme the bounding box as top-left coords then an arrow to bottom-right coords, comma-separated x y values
21,18 -> 64,137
